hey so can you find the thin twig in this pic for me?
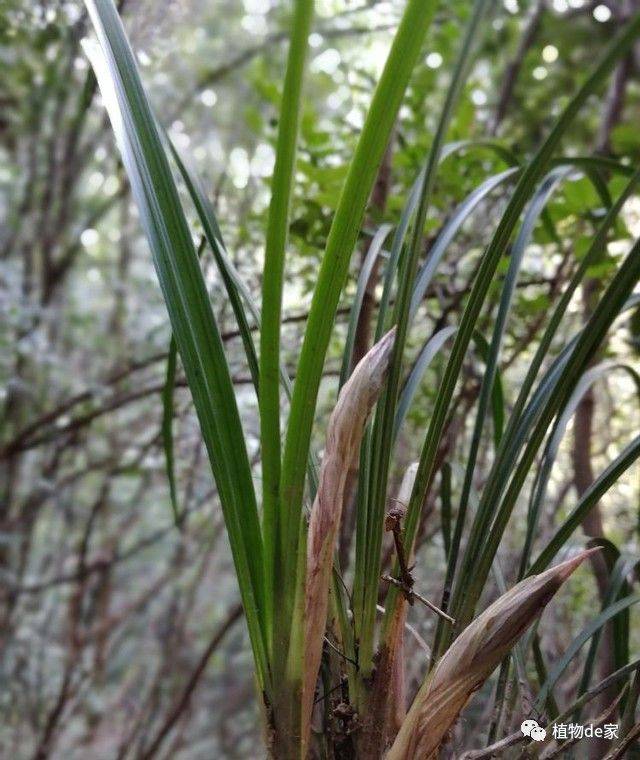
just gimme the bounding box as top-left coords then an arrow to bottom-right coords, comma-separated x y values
375,604 -> 430,656
541,691 -> 624,760
314,682 -> 343,706
380,575 -> 455,624
458,729 -> 525,760
323,636 -> 358,668
139,603 -> 243,760
602,720 -> 640,760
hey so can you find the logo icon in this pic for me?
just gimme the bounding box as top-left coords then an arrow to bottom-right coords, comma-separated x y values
521,719 -> 546,741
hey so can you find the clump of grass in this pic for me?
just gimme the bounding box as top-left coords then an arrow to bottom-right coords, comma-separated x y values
84,0 -> 640,756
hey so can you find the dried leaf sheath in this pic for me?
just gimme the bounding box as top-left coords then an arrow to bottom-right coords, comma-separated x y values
301,329 -> 396,752
387,548 -> 598,760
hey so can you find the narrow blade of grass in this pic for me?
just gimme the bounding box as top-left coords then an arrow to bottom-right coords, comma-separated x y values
260,0 -> 314,656
162,335 -> 179,524
339,223 -> 394,388
529,433 -> 640,576
535,592 -> 640,713
518,363 -> 640,578
83,0 -> 269,686
460,244 -> 640,627
360,0 -> 493,679
397,15 -> 640,643
278,0 -> 440,682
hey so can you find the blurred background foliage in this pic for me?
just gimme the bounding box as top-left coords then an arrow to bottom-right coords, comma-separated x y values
1,0 -> 639,757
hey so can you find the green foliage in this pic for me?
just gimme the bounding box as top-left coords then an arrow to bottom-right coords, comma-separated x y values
79,0 -> 640,756
84,0 -> 270,687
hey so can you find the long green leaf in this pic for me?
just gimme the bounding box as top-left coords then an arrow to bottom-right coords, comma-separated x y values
374,143 -> 519,347
413,15 -> 640,584
168,140 -> 322,499
339,223 -> 393,388
574,546 -> 633,722
277,0 -> 440,667
83,0 -> 269,685
461,245 -> 640,626
455,166 -> 572,587
535,593 -> 640,712
260,0 -> 314,656
359,0 -> 492,678
403,15 -> 640,640
446,171 -> 640,636
529,433 -> 640,576
161,236 -> 211,527
168,141 -> 260,388
519,363 -> 640,578
409,167 -> 520,322
393,326 -> 456,440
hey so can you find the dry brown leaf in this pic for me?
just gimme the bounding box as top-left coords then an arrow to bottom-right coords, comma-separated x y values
301,328 -> 396,755
386,548 -> 599,760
